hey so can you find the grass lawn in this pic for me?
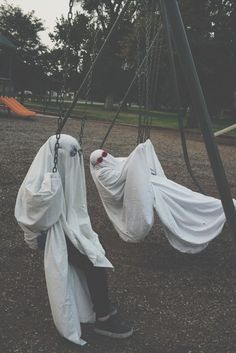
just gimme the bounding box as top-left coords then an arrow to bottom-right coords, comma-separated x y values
25,100 -> 236,137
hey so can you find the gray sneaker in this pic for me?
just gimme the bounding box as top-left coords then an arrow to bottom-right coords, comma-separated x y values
94,315 -> 133,339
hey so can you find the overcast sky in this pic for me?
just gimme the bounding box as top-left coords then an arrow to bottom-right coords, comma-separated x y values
0,0 -> 75,47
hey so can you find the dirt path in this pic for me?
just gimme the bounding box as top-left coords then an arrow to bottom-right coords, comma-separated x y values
1,114 -> 236,353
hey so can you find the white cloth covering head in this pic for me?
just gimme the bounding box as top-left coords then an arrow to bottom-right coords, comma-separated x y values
90,141 -> 156,242
15,134 -> 112,345
90,139 -> 235,254
15,134 -> 112,267
90,149 -> 121,169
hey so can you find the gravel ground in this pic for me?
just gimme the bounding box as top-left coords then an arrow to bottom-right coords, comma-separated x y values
1,113 -> 236,353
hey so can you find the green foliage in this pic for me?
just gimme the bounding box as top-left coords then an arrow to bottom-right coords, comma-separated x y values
1,0 -> 235,119
0,1 -> 48,93
0,1 -> 46,64
78,0 -> 137,102
179,0 -> 236,115
48,12 -> 91,90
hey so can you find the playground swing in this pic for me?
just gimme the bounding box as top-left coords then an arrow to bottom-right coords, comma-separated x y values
14,0 -> 236,345
52,0 -> 236,244
90,140 -> 236,253
88,0 -> 236,249
87,0 -> 236,250
55,0 -> 206,194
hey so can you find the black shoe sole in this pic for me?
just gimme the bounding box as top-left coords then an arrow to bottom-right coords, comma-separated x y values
94,327 -> 134,339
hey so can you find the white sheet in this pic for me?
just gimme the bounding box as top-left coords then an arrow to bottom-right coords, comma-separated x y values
15,134 -> 113,345
90,139 -> 235,253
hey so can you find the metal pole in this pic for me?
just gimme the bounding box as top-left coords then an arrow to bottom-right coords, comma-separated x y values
159,0 -> 205,194
163,0 -> 236,239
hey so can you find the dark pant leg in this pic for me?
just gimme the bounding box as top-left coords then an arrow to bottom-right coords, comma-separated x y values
66,236 -> 111,318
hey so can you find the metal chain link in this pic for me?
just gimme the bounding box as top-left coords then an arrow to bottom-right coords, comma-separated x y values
53,0 -> 74,173
145,2 -> 162,140
136,1 -> 144,144
143,0 -> 152,141
136,0 -> 162,144
52,118 -> 62,173
149,1 -> 159,101
152,27 -> 163,107
137,0 -> 152,144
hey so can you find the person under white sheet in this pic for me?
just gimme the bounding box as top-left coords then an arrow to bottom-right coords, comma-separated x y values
15,134 -> 133,345
90,139 -> 236,254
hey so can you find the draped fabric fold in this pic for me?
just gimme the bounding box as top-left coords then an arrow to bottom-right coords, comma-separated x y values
15,134 -> 112,345
90,139 -> 235,253
90,142 -> 157,242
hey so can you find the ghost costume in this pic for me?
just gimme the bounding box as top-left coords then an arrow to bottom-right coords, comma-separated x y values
90,139 -> 236,254
15,134 -> 113,345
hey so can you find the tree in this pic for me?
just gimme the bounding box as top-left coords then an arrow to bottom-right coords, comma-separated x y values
119,0 -> 236,123
48,0 -> 236,120
0,1 -> 48,93
179,0 -> 236,120
78,0 -> 137,108
49,12 -> 91,92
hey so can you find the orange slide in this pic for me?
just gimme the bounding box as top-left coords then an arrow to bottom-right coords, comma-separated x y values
0,96 -> 36,117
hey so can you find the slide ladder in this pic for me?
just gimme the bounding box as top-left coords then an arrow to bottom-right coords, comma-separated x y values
0,97 -> 36,117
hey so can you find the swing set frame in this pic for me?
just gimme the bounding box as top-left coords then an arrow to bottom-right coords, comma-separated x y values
54,0 -> 236,243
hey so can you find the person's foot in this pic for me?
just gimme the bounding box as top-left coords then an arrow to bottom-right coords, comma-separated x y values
109,307 -> 118,317
94,314 -> 133,338
97,307 -> 117,321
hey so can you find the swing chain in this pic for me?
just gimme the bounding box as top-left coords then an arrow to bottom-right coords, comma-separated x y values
136,2 -> 144,144
137,0 -> 152,144
53,0 -> 74,173
79,18 -> 98,144
52,120 -> 62,173
143,0 -> 152,141
59,0 -> 74,117
68,0 -> 73,22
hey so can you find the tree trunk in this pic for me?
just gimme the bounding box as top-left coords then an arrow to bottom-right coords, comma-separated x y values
185,106 -> 199,128
104,95 -> 114,111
